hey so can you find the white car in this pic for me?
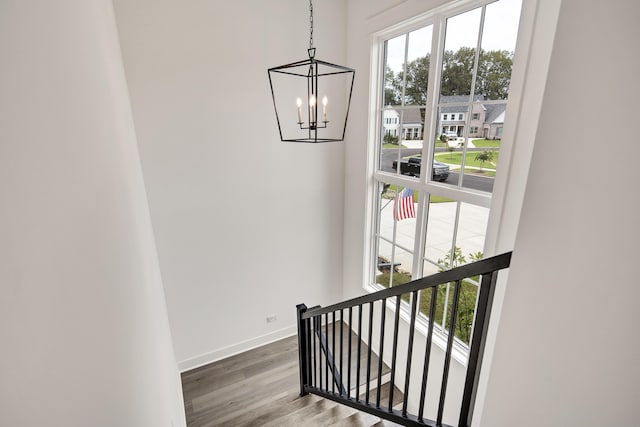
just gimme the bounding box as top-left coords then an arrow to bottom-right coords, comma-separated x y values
445,132 -> 458,141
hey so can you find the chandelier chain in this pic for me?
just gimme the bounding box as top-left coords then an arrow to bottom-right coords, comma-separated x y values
309,0 -> 314,49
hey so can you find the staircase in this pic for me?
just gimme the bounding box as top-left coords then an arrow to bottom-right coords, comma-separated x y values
182,327 -> 405,426
181,253 -> 511,426
296,252 -> 512,427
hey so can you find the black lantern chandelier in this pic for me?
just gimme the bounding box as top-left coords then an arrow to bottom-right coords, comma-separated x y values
268,0 -> 355,143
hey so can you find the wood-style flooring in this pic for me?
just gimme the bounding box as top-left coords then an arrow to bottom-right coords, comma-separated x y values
181,323 -> 403,426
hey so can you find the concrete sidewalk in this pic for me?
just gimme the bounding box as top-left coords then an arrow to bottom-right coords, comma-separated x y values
400,138 -> 480,150
379,198 -> 488,277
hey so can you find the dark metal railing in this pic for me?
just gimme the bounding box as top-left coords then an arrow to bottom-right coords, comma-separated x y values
296,251 -> 511,427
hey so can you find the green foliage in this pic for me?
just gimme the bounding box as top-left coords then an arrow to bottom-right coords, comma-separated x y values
381,184 -> 419,202
432,247 -> 485,344
441,48 -> 514,99
376,247 -> 485,344
434,152 -> 499,169
399,55 -> 431,105
447,144 -> 456,160
437,246 -> 467,270
429,195 -> 455,203
418,281 -> 479,345
376,270 -> 412,288
386,48 -> 514,105
383,133 -> 399,145
471,139 -> 501,148
468,251 -> 483,262
474,150 -> 496,171
475,50 -> 514,100
441,47 -> 477,97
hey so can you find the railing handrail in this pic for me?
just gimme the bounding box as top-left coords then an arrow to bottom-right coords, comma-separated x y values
296,251 -> 512,426
302,251 -> 511,320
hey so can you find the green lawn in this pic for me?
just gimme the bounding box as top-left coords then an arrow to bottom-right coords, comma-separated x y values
376,270 -> 478,344
381,139 -> 499,149
435,151 -> 498,170
382,140 -> 447,149
382,184 -> 454,203
471,139 -> 501,148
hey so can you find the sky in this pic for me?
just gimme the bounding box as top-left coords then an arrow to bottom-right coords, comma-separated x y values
386,0 -> 523,72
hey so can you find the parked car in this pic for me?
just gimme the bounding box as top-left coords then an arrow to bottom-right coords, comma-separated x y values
445,132 -> 459,141
391,156 -> 450,182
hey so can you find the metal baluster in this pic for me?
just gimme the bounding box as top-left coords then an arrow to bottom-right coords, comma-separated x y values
437,280 -> 462,426
388,295 -> 401,411
347,306 -> 352,399
402,291 -> 418,417
340,309 -> 344,396
332,311 -> 336,393
365,301 -> 374,404
325,313 -> 329,391
317,315 -> 322,390
306,315 -> 312,391
418,286 -> 438,421
459,271 -> 499,427
356,304 -> 362,401
296,304 -> 308,396
311,315 -> 316,389
376,298 -> 386,409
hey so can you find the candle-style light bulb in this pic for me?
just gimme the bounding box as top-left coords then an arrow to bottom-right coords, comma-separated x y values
322,96 -> 328,122
309,95 -> 316,123
296,97 -> 303,123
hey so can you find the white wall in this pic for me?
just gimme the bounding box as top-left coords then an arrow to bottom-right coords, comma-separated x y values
113,0 -> 348,369
0,1 -> 185,426
480,1 -> 640,425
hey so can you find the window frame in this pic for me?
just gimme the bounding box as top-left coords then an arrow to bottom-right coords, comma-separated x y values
366,0 -> 523,359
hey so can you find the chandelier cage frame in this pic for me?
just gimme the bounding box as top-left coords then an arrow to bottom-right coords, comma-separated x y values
267,0 -> 355,143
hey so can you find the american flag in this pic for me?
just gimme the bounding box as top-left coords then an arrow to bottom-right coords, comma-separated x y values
393,187 -> 416,221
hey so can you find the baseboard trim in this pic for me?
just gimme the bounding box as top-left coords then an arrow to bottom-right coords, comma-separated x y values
178,325 -> 297,373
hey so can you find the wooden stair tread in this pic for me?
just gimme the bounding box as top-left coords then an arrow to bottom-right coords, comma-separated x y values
182,331 -> 403,426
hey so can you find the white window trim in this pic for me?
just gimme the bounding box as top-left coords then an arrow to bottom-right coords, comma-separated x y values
360,1 -> 560,423
364,0 -> 537,365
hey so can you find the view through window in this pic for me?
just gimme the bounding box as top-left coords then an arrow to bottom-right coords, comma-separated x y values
372,0 -> 522,345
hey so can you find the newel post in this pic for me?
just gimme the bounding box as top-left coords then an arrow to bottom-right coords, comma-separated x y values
296,303 -> 309,396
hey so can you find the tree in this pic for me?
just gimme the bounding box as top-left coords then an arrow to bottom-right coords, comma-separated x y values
383,133 -> 399,145
474,150 -> 495,172
476,50 -> 514,100
441,47 -> 477,96
395,54 -> 431,105
447,144 -> 456,160
384,65 -> 401,105
386,47 -> 513,106
441,47 -> 514,100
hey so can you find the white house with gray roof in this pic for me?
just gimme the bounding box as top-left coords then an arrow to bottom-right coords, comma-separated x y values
382,107 -> 423,140
440,95 -> 506,139
384,97 -> 506,142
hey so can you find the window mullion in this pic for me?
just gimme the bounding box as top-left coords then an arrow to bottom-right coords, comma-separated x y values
400,33 -> 410,105
457,6 -> 488,187
411,188 -> 427,280
467,5 -> 486,106
421,15 -> 446,185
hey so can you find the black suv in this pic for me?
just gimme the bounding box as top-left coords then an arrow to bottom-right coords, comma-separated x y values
392,156 -> 450,182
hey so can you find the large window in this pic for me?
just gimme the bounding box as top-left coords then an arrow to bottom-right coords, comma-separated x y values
371,0 -> 522,345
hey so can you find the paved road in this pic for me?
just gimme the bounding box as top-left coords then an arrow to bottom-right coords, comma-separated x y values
380,147 -> 494,193
447,171 -> 494,192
